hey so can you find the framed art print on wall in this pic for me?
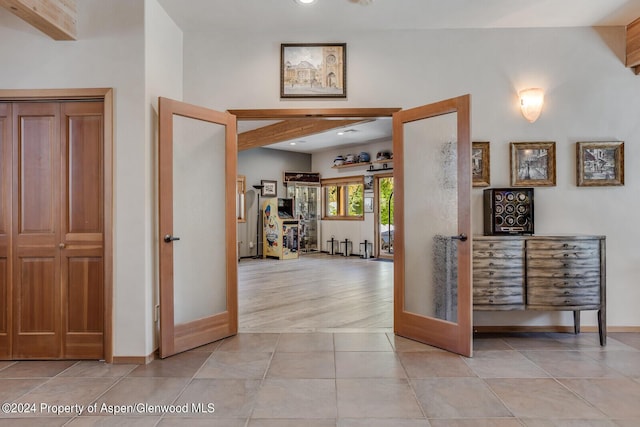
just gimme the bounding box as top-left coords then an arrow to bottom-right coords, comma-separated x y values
510,141 -> 556,187
576,141 -> 624,186
261,180 -> 277,197
472,141 -> 490,187
281,43 -> 346,98
364,196 -> 374,213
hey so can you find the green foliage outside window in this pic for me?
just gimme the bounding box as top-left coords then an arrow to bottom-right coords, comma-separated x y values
347,184 -> 363,216
379,177 -> 394,226
327,185 -> 338,216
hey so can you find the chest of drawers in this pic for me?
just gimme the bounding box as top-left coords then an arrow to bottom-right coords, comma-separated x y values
473,235 -> 606,345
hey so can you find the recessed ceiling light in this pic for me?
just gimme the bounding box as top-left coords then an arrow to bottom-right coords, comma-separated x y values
290,142 -> 297,146
294,0 -> 316,5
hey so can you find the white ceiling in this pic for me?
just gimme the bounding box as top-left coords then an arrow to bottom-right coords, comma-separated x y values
237,117 -> 393,154
157,0 -> 640,33
158,0 -> 640,154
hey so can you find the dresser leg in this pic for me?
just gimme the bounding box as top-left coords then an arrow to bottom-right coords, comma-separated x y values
573,311 -> 580,334
598,309 -> 606,346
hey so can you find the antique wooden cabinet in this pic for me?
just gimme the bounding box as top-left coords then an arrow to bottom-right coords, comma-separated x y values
473,235 -> 606,345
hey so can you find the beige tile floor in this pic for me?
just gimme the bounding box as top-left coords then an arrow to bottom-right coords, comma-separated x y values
0,331 -> 639,426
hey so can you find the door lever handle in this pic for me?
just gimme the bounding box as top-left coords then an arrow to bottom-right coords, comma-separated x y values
451,233 -> 468,242
164,234 -> 181,243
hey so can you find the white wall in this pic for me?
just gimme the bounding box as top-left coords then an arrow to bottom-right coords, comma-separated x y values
0,0 -> 152,357
185,27 -> 640,329
0,0 -> 185,358
312,140 -> 393,253
144,0 -> 183,353
238,148 -> 311,258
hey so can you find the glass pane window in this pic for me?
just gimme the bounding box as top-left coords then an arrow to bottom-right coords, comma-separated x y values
321,175 -> 364,220
326,185 -> 339,217
347,184 -> 363,216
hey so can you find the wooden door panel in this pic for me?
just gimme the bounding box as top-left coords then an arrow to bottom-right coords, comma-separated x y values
18,258 -> 57,332
63,254 -> 103,358
13,103 -> 61,359
19,114 -> 57,234
0,260 -> 6,332
0,104 -> 9,236
65,106 -> 103,235
60,102 -> 104,359
14,257 -> 59,358
158,97 -> 238,358
393,95 -> 472,357
0,259 -> 8,357
0,104 -> 10,359
66,257 -> 103,332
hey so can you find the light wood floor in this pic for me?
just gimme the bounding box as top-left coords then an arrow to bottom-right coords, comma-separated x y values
238,253 -> 393,333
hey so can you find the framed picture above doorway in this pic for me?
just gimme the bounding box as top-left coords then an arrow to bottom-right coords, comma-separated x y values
280,43 -> 347,98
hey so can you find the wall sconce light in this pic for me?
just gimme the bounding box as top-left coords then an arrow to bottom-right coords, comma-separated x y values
519,88 -> 544,123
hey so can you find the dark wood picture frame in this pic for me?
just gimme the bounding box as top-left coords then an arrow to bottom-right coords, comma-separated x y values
510,141 -> 556,187
576,141 -> 624,186
280,43 -> 347,98
261,179 -> 277,197
472,141 -> 490,187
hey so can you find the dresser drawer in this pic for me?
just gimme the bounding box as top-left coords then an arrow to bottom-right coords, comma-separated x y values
474,293 -> 525,306
474,286 -> 524,303
473,249 -> 523,261
527,293 -> 601,307
527,277 -> 600,290
474,257 -> 523,269
526,240 -> 599,251
527,262 -> 600,278
526,248 -> 600,262
473,240 -> 524,256
528,284 -> 598,298
473,238 -> 524,250
474,267 -> 524,279
474,276 -> 525,287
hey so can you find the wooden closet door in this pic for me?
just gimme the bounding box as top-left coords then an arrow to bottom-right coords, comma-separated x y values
9,101 -> 104,360
0,104 -> 11,359
12,103 -> 62,359
60,102 -> 104,359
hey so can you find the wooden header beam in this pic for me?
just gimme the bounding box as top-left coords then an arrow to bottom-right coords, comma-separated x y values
0,0 -> 77,40
627,17 -> 640,75
238,118 -> 370,151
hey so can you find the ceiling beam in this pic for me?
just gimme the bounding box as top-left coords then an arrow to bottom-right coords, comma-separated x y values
237,118 -> 370,151
0,0 -> 77,40
229,107 -> 400,120
627,17 -> 640,75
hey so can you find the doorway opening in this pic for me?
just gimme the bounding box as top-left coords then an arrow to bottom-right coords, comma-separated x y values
159,97 -> 471,356
231,108 -> 399,333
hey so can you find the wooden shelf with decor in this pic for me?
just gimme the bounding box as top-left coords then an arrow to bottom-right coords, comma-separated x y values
332,162 -> 371,169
